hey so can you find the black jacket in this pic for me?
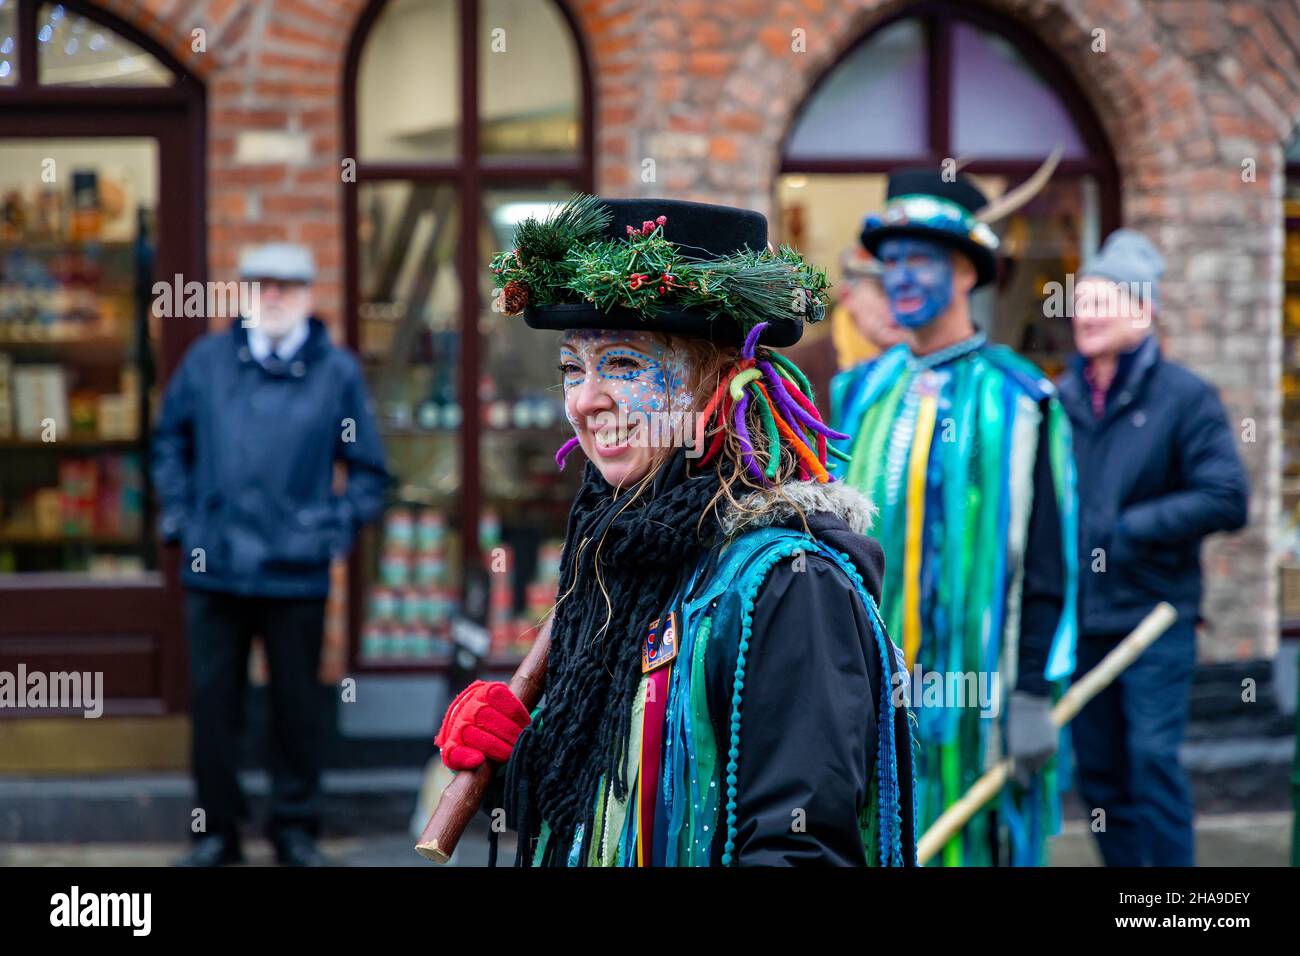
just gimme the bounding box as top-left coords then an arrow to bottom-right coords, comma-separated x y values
703,508 -> 916,866
1056,336 -> 1249,635
482,503 -> 916,867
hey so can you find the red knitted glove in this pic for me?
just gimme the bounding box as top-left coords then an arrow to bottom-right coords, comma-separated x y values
435,680 -> 531,771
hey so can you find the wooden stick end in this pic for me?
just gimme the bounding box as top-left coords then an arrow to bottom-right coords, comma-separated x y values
414,840 -> 450,864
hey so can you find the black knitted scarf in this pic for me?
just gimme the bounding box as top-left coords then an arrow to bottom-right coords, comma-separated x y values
502,450 -> 724,866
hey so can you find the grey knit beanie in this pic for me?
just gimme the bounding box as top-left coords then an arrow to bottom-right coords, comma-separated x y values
1079,228 -> 1164,314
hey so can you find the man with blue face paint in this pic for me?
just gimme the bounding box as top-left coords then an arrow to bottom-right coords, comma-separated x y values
878,237 -> 954,329
829,167 -> 1079,867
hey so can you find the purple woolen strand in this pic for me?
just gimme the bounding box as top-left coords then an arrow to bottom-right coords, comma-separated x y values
762,362 -> 851,441
757,360 -> 819,441
742,322 -> 767,360
555,436 -> 581,469
733,390 -> 766,484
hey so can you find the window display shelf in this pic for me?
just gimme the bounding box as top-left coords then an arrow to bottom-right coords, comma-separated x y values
0,335 -> 133,365
0,239 -> 136,252
356,654 -> 453,672
0,533 -> 139,546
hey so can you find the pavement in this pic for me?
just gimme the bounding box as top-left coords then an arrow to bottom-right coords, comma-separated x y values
0,811 -> 1291,867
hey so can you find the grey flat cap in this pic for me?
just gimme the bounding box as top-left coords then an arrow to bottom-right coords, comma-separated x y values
238,242 -> 316,283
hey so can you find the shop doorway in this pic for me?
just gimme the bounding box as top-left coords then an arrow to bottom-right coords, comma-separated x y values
0,0 -> 205,762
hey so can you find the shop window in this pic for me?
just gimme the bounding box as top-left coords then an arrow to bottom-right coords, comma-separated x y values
951,22 -> 1087,159
1,1 -> 16,86
778,4 -> 1118,391
37,3 -> 172,87
784,19 -> 927,162
357,0 -> 460,161
347,0 -> 591,671
479,0 -> 580,158
0,137 -> 158,578
0,0 -> 204,717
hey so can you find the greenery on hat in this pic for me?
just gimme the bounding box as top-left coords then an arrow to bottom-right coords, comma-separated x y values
490,194 -> 830,329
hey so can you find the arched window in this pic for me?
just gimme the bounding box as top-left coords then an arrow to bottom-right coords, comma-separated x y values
779,4 -> 1119,376
0,0 -> 205,718
345,0 -> 592,671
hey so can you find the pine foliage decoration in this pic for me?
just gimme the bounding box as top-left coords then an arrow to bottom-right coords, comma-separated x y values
491,194 -> 830,330
512,192 -> 611,263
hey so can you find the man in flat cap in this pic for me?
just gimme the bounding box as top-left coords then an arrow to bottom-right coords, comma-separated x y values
1060,229 -> 1248,866
153,243 -> 389,866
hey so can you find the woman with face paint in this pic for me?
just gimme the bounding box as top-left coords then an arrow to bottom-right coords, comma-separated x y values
433,196 -> 917,867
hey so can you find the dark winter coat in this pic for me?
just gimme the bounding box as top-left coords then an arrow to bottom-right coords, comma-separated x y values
151,318 -> 390,598
1056,336 -> 1249,635
704,489 -> 905,865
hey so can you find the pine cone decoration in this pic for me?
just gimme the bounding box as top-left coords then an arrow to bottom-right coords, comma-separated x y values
501,280 -> 530,315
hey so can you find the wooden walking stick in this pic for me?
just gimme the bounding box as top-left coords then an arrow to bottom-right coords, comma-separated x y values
414,614 -> 552,863
916,601 -> 1178,865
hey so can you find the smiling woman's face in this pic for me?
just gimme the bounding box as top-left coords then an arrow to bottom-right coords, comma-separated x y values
559,329 -> 694,488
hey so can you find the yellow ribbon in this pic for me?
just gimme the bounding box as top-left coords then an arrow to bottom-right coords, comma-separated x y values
903,392 -> 938,670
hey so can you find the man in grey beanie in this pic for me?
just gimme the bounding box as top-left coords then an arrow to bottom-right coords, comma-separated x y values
1056,228 -> 1248,866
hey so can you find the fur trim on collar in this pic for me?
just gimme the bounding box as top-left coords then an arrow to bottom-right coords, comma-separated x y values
719,480 -> 877,539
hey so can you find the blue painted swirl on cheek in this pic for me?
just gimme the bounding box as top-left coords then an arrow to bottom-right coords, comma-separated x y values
598,348 -> 669,418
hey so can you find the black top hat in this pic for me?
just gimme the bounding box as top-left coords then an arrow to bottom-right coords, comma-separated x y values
859,168 -> 1000,289
493,196 -> 827,349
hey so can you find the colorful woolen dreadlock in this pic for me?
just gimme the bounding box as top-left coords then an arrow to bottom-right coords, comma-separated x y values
553,322 -> 852,481
694,322 -> 851,484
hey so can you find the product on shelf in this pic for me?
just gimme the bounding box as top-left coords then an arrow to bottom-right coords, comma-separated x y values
12,364 -> 67,439
69,170 -> 102,243
0,353 -> 13,438
33,187 -> 64,241
96,393 -> 136,440
69,390 -> 98,436
34,488 -> 62,537
360,504 -> 459,664
0,189 -> 26,241
97,454 -> 143,538
87,554 -> 145,578
479,509 -> 501,550
58,458 -> 97,535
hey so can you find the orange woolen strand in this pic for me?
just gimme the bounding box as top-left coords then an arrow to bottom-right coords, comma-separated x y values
754,382 -> 830,483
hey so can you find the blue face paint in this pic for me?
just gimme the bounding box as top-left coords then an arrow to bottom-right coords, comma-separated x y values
559,332 -> 692,426
877,237 -> 954,329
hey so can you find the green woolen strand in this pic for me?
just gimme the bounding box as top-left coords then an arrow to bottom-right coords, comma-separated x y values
768,352 -> 815,398
747,382 -> 782,481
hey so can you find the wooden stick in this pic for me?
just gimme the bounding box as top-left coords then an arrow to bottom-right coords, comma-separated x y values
916,602 -> 1178,865
414,615 -> 553,863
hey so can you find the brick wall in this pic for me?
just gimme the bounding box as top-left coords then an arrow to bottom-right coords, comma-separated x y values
97,0 -> 1300,660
